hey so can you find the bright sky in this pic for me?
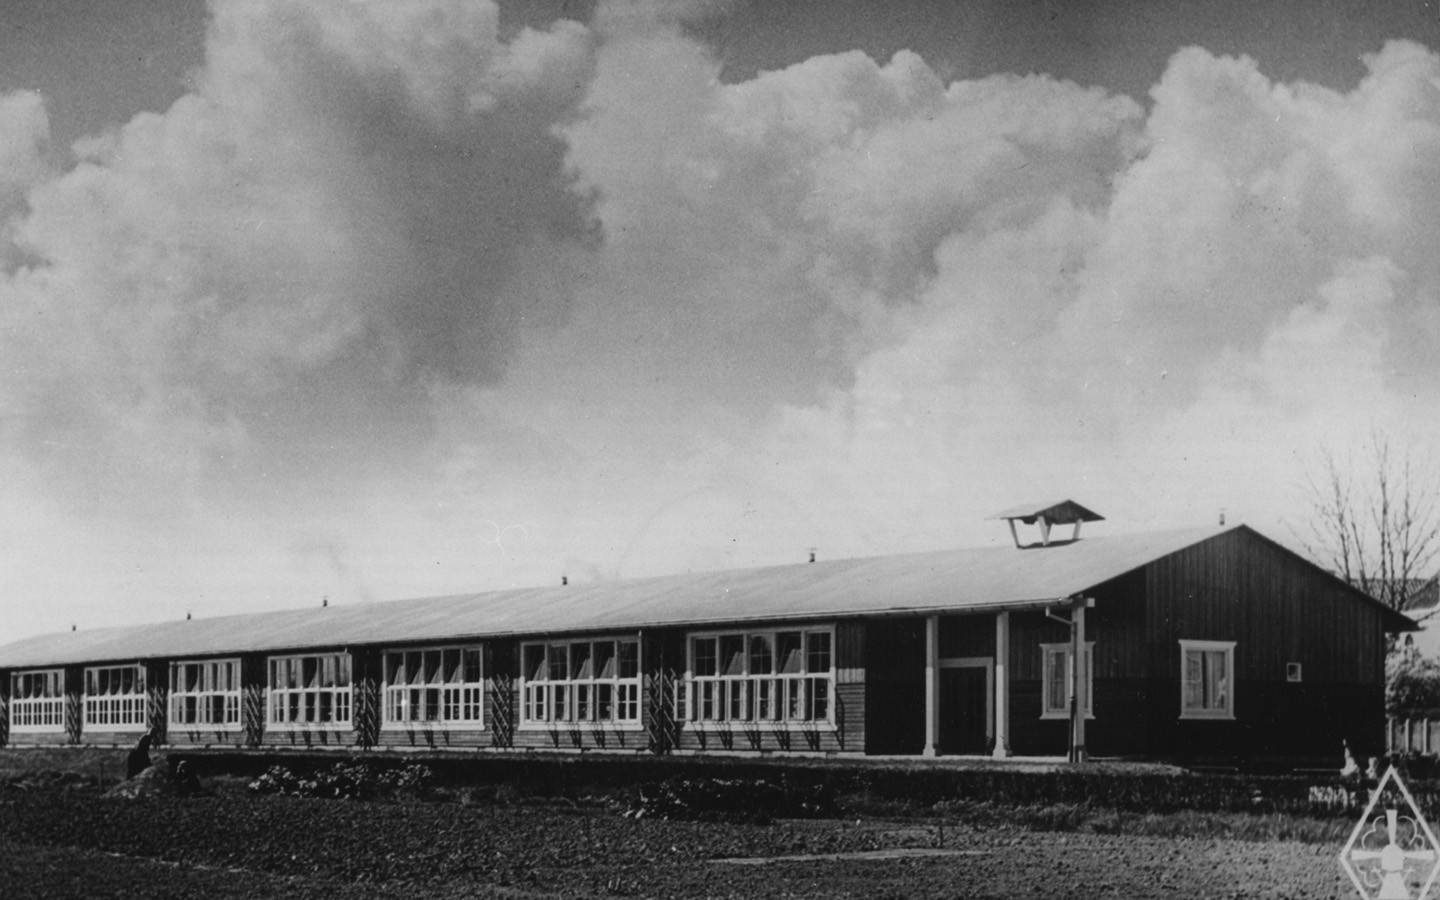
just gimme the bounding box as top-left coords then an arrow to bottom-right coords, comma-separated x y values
2,0 -> 1440,647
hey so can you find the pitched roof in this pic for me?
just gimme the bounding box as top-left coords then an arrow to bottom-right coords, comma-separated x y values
0,524 -> 1413,669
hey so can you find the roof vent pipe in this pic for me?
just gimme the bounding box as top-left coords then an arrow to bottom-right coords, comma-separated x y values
562,575 -> 568,586
808,549 -> 816,563
322,596 -> 328,607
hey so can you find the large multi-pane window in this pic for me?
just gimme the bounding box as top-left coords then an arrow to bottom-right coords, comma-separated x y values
685,627 -> 834,725
169,659 -> 241,729
84,664 -> 148,730
1180,640 -> 1235,719
1040,643 -> 1094,719
521,637 -> 641,727
383,646 -> 484,728
267,653 -> 352,727
9,669 -> 64,731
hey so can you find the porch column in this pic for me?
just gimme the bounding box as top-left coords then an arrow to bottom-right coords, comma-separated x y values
923,614 -> 939,757
1071,603 -> 1088,763
992,612 -> 1011,758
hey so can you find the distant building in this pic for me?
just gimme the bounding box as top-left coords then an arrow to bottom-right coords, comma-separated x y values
0,504 -> 1415,766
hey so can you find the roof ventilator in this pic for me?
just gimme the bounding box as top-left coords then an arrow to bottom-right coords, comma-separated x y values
989,500 -> 1104,549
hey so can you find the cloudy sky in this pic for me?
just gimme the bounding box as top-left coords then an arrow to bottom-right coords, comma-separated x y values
2,0 -> 1439,646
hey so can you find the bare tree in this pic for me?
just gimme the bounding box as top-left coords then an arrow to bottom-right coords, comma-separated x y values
1298,433 -> 1440,613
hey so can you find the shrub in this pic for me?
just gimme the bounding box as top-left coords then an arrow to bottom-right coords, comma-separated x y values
247,762 -> 433,801
625,775 -> 835,823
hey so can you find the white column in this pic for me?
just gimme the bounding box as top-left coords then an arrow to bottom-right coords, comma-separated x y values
923,614 -> 939,757
1072,603 -> 1088,763
992,611 -> 1011,758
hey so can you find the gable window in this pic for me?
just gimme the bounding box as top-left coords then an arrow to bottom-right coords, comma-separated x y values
1040,643 -> 1094,719
169,659 -> 241,729
384,646 -> 484,728
84,664 -> 148,731
9,669 -> 64,732
267,653 -> 351,728
520,637 -> 641,728
685,627 -> 834,726
1180,640 -> 1235,719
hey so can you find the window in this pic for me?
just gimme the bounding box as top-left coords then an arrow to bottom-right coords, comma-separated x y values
267,653 -> 352,728
521,637 -> 641,727
1180,640 -> 1235,719
685,627 -> 834,726
169,659 -> 241,729
383,646 -> 484,728
1040,643 -> 1094,719
1286,662 -> 1302,683
9,669 -> 64,732
84,664 -> 148,730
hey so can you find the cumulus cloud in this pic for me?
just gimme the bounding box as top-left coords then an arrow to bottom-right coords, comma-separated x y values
4,4 -> 1440,643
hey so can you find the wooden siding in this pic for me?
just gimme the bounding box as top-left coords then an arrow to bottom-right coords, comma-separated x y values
940,613 -> 994,659
836,620 -> 864,684
64,665 -> 82,745
352,647 -> 382,749
241,654 -> 265,748
864,617 -> 925,754
1142,530 -> 1390,760
145,660 -> 168,744
166,727 -> 247,748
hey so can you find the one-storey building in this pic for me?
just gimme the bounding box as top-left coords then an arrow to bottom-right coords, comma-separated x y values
0,505 -> 1416,766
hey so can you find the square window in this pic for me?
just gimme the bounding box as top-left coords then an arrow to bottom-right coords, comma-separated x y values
1040,643 -> 1094,719
1180,640 -> 1236,719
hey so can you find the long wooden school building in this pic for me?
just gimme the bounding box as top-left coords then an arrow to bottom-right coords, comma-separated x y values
0,505 -> 1416,765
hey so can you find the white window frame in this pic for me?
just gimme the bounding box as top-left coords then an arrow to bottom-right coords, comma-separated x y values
83,663 -> 149,732
519,636 -> 642,730
684,625 -> 836,729
266,652 -> 352,730
9,668 -> 65,733
168,658 -> 242,731
1040,642 -> 1094,720
1179,639 -> 1236,720
383,645 -> 485,730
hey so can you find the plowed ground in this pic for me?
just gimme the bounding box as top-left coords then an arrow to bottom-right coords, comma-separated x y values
0,786 -> 1361,899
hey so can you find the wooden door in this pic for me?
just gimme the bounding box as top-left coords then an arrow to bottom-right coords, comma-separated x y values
940,666 -> 989,754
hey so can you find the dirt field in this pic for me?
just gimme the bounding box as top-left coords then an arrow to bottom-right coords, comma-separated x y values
0,784 -> 1359,899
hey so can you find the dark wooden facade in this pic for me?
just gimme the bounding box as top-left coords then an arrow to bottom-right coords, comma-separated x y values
0,528 -> 1403,764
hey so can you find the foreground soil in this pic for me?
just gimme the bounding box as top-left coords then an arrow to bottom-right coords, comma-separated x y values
0,785 -> 1359,900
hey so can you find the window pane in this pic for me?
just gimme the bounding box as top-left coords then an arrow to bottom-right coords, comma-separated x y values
443,649 -> 461,684
1048,650 -> 1068,713
548,645 -> 569,682
525,645 -> 546,682
572,642 -> 593,680
595,642 -> 616,680
463,648 -> 482,684
806,632 -> 831,673
425,650 -> 442,685
749,635 -> 773,675
1184,650 -> 1204,709
693,638 -> 717,677
777,633 -> 803,674
720,635 -> 745,676
618,641 -> 639,679
1206,650 -> 1227,711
